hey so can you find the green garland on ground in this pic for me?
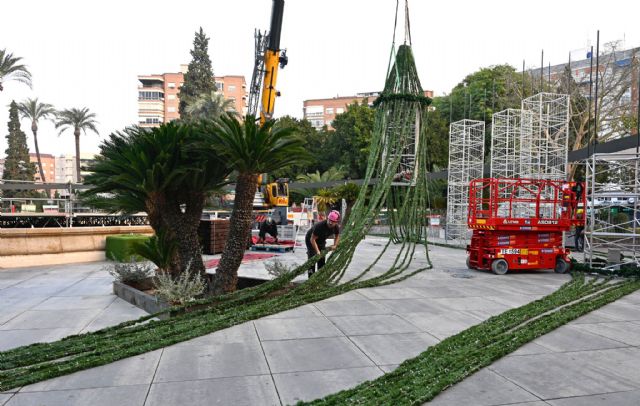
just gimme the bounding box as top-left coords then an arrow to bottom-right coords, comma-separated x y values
300,274 -> 640,405
0,42 -> 435,391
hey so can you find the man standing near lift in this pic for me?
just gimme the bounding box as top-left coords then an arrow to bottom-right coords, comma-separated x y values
306,210 -> 341,277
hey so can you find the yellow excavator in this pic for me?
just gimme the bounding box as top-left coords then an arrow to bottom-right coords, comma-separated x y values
249,0 -> 289,224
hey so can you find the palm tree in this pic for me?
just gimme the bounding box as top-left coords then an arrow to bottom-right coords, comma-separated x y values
55,107 -> 99,182
206,114 -> 309,294
294,166 -> 346,197
185,91 -> 237,121
16,98 -> 56,182
0,49 -> 32,91
82,122 -> 230,278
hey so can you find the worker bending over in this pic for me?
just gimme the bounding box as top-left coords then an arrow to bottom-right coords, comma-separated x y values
306,210 -> 341,277
257,218 -> 278,244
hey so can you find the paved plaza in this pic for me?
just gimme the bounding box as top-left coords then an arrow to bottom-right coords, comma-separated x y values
1,237 -> 640,405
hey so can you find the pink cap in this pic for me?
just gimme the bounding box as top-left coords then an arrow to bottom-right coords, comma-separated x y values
328,210 -> 340,222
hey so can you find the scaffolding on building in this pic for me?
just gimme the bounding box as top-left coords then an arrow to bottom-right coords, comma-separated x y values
446,119 -> 485,241
489,108 -> 533,180
585,152 -> 640,268
520,93 -> 570,180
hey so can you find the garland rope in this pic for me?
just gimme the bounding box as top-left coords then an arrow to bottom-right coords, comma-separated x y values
0,30 -> 434,390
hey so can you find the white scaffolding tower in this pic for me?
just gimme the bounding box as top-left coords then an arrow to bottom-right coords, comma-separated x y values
446,119 -> 485,241
520,93 -> 570,180
490,108 -> 533,180
585,153 -> 640,268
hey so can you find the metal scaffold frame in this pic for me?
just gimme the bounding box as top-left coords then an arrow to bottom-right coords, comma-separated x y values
585,152 -> 640,268
446,119 -> 485,241
490,108 -> 533,180
520,93 -> 570,180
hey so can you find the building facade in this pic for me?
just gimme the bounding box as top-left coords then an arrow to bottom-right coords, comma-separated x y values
533,45 -> 639,137
138,66 -> 247,127
29,153 -> 56,183
303,90 -> 434,130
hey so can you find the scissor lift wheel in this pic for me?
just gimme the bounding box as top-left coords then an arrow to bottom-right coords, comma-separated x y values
491,259 -> 509,275
554,258 -> 569,274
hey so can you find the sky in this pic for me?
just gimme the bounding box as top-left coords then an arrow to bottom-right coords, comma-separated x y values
1,0 -> 638,157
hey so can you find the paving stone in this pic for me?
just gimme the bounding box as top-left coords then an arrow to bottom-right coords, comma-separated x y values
428,369 -> 540,405
574,322 -> 640,346
572,312 -> 618,324
274,366 -> 384,404
0,328 -> 77,351
55,277 -> 114,296
533,324 -> 628,352
318,290 -> 368,302
379,364 -> 398,372
401,311 -> 483,339
0,285 -> 68,298
5,385 -> 148,406
255,316 -> 343,341
357,287 -> 426,300
350,332 -> 439,365
0,309 -> 101,330
328,314 -> 422,335
490,350 -> 639,399
507,342 -> 553,357
80,298 -> 148,332
547,389 -> 640,405
176,322 -> 259,346
374,298 -> 447,314
0,394 -> 13,405
397,286 -> 464,299
146,375 -> 279,406
483,294 -> 543,308
263,304 -> 324,319
32,295 -> 116,311
262,337 -> 374,373
315,299 -> 392,316
430,296 -> 511,312
21,350 -> 161,391
154,341 -> 269,382
591,302 -> 640,322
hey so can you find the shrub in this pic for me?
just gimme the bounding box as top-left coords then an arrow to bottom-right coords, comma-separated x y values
154,264 -> 205,305
132,229 -> 177,272
265,259 -> 297,278
105,234 -> 151,261
106,258 -> 155,284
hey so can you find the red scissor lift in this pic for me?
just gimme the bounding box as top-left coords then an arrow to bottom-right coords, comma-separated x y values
466,178 -> 586,275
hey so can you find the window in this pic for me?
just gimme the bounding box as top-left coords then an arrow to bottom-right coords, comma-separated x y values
167,107 -> 176,113
138,91 -> 163,100
325,108 -> 334,114
168,82 -> 176,88
168,94 -> 176,100
228,85 -> 236,91
216,82 -> 224,91
336,107 -> 344,114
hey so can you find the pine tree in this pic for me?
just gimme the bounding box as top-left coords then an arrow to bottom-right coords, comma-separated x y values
2,101 -> 36,198
178,27 -> 216,119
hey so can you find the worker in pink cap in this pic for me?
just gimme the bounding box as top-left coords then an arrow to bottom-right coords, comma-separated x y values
305,210 -> 341,277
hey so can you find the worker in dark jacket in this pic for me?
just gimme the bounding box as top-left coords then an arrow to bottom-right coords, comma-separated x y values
306,210 -> 341,277
257,218 -> 278,244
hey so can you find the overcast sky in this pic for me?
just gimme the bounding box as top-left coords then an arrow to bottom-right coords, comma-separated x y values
1,0 -> 638,156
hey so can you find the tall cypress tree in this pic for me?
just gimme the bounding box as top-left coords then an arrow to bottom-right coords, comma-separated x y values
2,100 -> 36,198
178,27 -> 216,119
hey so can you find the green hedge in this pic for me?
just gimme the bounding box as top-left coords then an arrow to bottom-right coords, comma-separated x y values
105,234 -> 151,262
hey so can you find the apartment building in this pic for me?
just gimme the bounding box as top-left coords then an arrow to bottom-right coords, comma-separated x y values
303,90 -> 434,130
28,153 -> 56,183
138,65 -> 247,127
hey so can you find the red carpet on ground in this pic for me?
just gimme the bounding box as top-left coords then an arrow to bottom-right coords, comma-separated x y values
205,253 -> 276,268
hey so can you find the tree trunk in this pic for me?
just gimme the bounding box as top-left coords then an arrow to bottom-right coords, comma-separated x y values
145,192 -> 206,279
168,192 -> 206,278
74,128 -> 81,182
32,122 -> 46,183
211,172 -> 258,295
